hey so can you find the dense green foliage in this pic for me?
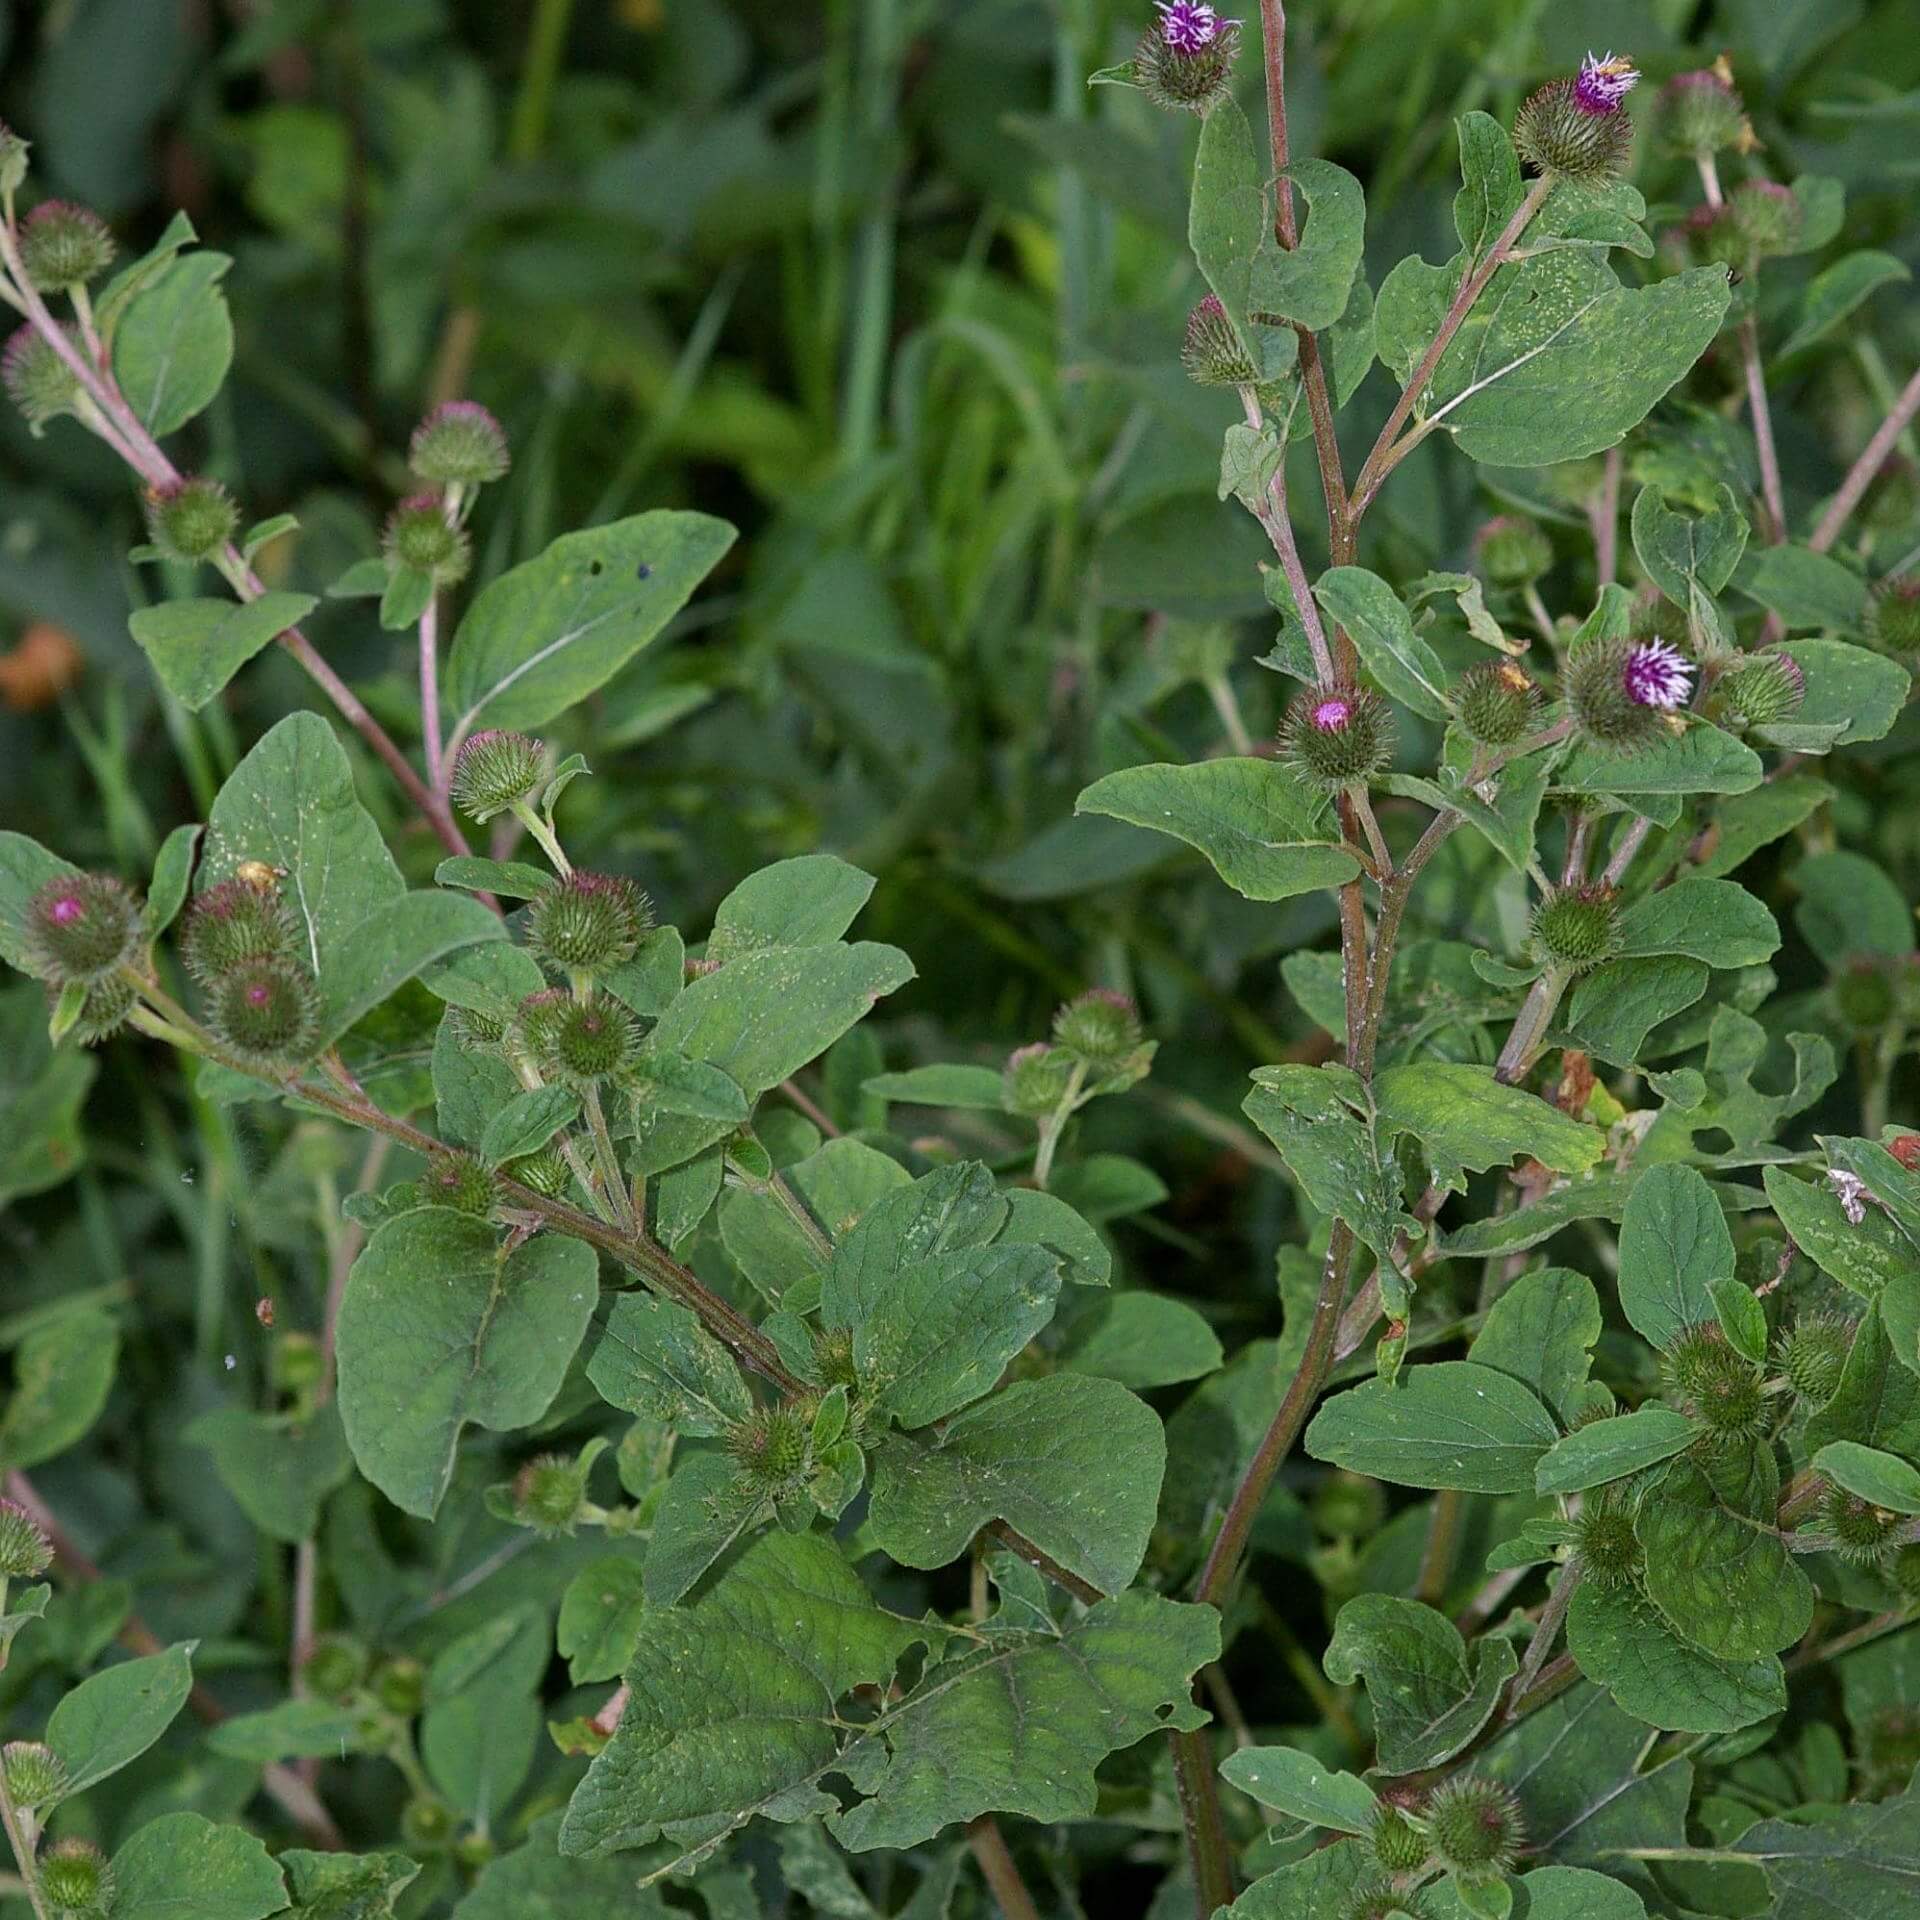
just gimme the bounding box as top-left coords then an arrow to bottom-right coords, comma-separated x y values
2,3 -> 1920,1918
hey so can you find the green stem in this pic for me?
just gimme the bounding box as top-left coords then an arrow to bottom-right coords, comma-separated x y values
1030,1060 -> 1087,1191
0,1580 -> 50,1920
511,799 -> 572,876
507,0 -> 578,162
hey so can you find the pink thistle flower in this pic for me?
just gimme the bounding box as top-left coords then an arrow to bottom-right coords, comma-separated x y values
1155,1 -> 1230,53
1311,695 -> 1355,731
1573,51 -> 1640,114
1622,639 -> 1693,709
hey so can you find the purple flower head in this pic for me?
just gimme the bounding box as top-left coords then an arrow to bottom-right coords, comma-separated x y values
1311,694 -> 1355,732
1573,51 -> 1640,115
1155,1 -> 1229,54
1622,639 -> 1692,709
44,887 -> 84,926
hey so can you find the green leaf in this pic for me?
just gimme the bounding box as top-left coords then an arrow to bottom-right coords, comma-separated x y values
1637,1459 -> 1813,1660
1375,247 -> 1730,465
641,1448 -> 765,1606
422,1605 -> 549,1822
47,1643 -> 195,1799
434,856 -> 555,901
202,713 -> 405,979
105,1811 -> 287,1920
1553,724 -> 1762,799
145,824 -> 200,939
282,1847 -> 421,1919
866,1374 -> 1164,1596
444,512 -> 737,737
1534,1408 -> 1696,1495
557,1556 -> 649,1685
312,891 -> 505,1049
1735,1785 -> 1920,1919
1734,545 -> 1868,632
1764,1166 -> 1914,1299
1561,957 -> 1709,1066
111,251 -> 235,436
1795,850 -> 1913,963
586,1292 -> 753,1437
1323,1594 -> 1519,1772
335,1209 -> 598,1517
707,855 -> 876,960
862,1064 -> 1007,1111
1054,1293 -> 1222,1388
1617,1165 -> 1732,1351
1780,249 -> 1911,357
1430,1868 -> 1647,1920
128,592 -> 317,712
185,1405 -> 351,1543
1075,759 -> 1359,902
1468,1268 -> 1601,1422
1313,566 -> 1451,720
1630,484 -> 1748,603
1437,1172 -> 1638,1258
96,211 -> 199,335
454,1813 -> 669,1919
1566,1580 -> 1785,1733
1305,1362 -> 1559,1492
648,942 -> 915,1101
1187,98 -> 1268,363
1247,159 -> 1367,331
480,1086 -> 581,1166
1452,112 -> 1522,254
827,1585 -> 1219,1854
1771,640 -> 1911,748
1812,1441 -> 1920,1514
0,1308 -> 119,1469
1616,878 -> 1779,968
1374,1063 -> 1603,1185
1219,1745 -> 1379,1835
1244,1064 -> 1414,1264
209,1700 -> 379,1764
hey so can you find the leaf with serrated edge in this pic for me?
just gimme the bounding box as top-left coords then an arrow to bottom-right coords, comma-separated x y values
1306,1361 -> 1558,1492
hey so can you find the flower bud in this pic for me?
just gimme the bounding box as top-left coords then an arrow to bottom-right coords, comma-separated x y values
144,476 -> 239,563
446,1005 -> 507,1052
1348,1883 -> 1432,1920
421,1150 -> 497,1217
1279,684 -> 1395,790
1565,637 -> 1692,750
1514,53 -> 1640,183
401,1796 -> 456,1851
1660,68 -> 1747,156
61,972 -> 135,1047
1003,1042 -> 1077,1117
726,1403 -> 812,1487
301,1633 -> 369,1702
1571,1494 -> 1643,1590
1311,1471 -> 1387,1540
207,955 -> 320,1068
0,1741 -> 66,1812
1864,576 -> 1920,659
449,729 -> 545,823
1820,1481 -> 1899,1565
40,1838 -> 111,1915
1180,294 -> 1257,388
1052,987 -> 1144,1068
1425,1775 -> 1524,1875
511,1452 -> 593,1535
382,493 -> 469,586
23,872 -> 140,986
273,1330 -> 324,1398
0,1497 -> 54,1578
813,1326 -> 859,1391
408,400 -> 510,488
1729,178 -> 1801,260
1775,1312 -> 1853,1408
2,323 -> 81,432
1661,1322 -> 1765,1439
1714,649 -> 1805,726
1452,660 -> 1541,746
179,874 -> 298,985
1833,958 -> 1899,1034
513,988 -> 641,1090
1472,513 -> 1553,587
1370,1808 -> 1429,1874
0,124 -> 29,197
372,1655 -> 425,1716
18,201 -> 114,291
504,1146 -> 572,1198
1132,4 -> 1241,115
526,871 -> 650,975
1530,882 -> 1623,974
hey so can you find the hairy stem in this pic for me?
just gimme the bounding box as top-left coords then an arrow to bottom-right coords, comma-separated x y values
1239,387 -> 1336,681
1349,177 -> 1553,520
1809,361 -> 1920,553
419,592 -> 444,794
966,1817 -> 1044,1920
